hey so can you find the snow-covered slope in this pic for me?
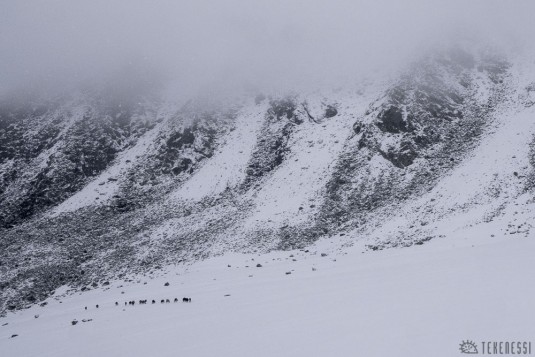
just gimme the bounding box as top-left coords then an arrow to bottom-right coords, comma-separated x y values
50,118 -> 166,214
1,46 -> 535,319
171,101 -> 267,202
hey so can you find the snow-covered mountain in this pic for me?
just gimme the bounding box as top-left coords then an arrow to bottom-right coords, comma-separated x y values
1,45 -> 535,318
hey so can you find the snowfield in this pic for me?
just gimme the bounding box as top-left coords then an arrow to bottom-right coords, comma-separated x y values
1,227 -> 533,357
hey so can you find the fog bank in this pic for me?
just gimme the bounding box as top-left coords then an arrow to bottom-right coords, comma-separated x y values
1,0 -> 534,98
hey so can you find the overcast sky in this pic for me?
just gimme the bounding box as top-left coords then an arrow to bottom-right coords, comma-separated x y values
1,0 -> 534,98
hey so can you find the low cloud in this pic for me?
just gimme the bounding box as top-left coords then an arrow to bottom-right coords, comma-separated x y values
1,0 -> 534,98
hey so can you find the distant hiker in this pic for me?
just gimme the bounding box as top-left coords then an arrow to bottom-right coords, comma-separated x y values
85,306 -> 87,310
161,299 -> 164,304
152,300 -> 156,304
115,302 -> 118,306
174,298 -> 178,303
96,304 -> 99,308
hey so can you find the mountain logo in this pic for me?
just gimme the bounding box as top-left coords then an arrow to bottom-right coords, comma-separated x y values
460,340 -> 479,354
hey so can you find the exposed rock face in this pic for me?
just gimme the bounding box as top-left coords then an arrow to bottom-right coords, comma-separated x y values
0,97 -> 157,228
376,106 -> 413,134
324,105 -> 338,118
242,98 -> 300,188
116,100 -> 239,209
279,48 -> 511,248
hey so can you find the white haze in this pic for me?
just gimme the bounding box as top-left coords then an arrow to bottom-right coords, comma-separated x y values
0,0 -> 534,98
